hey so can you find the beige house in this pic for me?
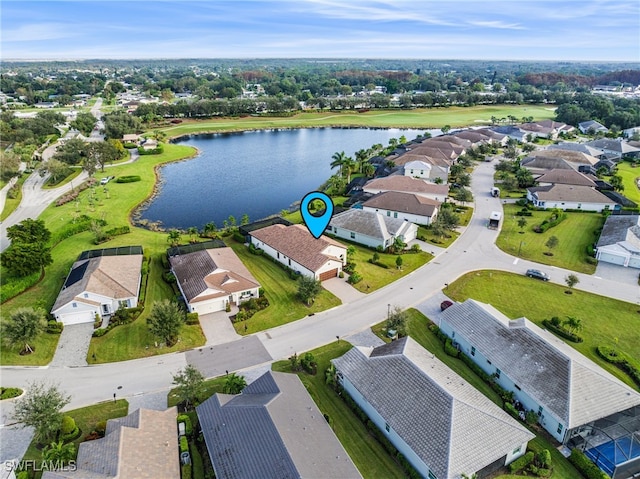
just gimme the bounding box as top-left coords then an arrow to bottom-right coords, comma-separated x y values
364,176 -> 449,202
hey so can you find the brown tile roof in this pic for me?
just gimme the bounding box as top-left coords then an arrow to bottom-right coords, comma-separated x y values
529,149 -> 599,166
250,224 -> 346,272
535,169 -> 596,187
169,247 -> 260,303
363,191 -> 440,218
392,152 -> 452,167
427,135 -> 473,149
402,145 -> 456,162
528,184 -> 616,204
364,176 -> 449,196
452,130 -> 490,144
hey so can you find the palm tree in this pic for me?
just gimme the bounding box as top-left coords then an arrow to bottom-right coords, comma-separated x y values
342,156 -> 356,183
362,162 -> 376,177
330,151 -> 348,176
187,226 -> 198,243
202,222 -> 217,238
355,149 -> 368,173
564,316 -> 582,333
167,229 -> 181,247
43,441 -> 76,465
223,373 -> 247,394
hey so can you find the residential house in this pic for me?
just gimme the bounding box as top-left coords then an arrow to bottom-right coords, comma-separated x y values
595,214 -> 640,268
547,143 -> 607,160
586,139 -> 640,161
249,224 -> 347,280
527,183 -> 617,212
169,246 -> 260,315
392,154 -> 451,182
521,150 -> 600,176
402,160 -> 436,179
362,191 -> 440,225
141,138 -> 158,150
534,169 -> 597,187
33,102 -> 58,109
332,337 -> 534,479
400,145 -> 458,165
364,176 -> 449,202
623,126 -> 640,139
196,371 -> 362,479
491,125 -> 528,142
579,120 -> 609,134
42,408 -> 179,479
439,300 -> 640,478
122,134 -> 141,145
328,209 -> 418,250
51,247 -> 143,325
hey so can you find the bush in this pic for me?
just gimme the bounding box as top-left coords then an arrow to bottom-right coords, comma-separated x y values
542,319 -> 583,343
233,231 -> 246,243
569,449 -> 610,479
137,145 -> 164,155
504,402 -> 519,419
347,271 -> 362,284
163,271 -> 177,283
248,243 -> 263,255
533,210 -> 567,233
61,415 -> 76,435
185,312 -> 199,325
338,271 -> 344,279
104,225 -> 130,237
46,320 -> 64,334
537,449 -> 552,469
115,175 -> 142,183
585,256 -> 597,265
597,346 -> 640,388
54,178 -> 97,206
177,414 -> 193,436
180,436 -> 189,453
444,338 -> 459,357
509,451 -> 534,473
300,352 -> 317,375
95,420 -> 107,436
181,463 -> 192,479
92,328 -> 108,337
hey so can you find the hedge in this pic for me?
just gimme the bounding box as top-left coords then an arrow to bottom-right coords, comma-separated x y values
181,463 -> 192,479
180,436 -> 189,453
509,451 -> 534,473
116,175 -> 141,183
569,449 -> 610,479
533,209 -> 566,233
105,225 -> 130,237
597,346 -> 640,388
185,312 -> 199,325
542,319 -> 583,343
46,320 -> 64,334
444,338 -> 459,357
137,145 -> 164,155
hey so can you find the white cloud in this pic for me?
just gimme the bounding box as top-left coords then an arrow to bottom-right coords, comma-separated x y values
2,23 -> 80,42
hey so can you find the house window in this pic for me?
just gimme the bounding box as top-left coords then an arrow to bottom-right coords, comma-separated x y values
487,359 -> 492,365
350,232 -> 356,239
385,423 -> 390,433
495,368 -> 501,379
410,169 -> 414,174
420,170 -> 424,175
393,212 -> 398,218
557,424 -> 563,434
288,259 -> 291,266
72,302 -> 77,308
387,211 -> 390,217
471,346 -> 476,356
513,446 -> 521,455
83,293 -> 88,298
277,252 -> 280,259
102,304 -> 109,314
538,406 -> 543,416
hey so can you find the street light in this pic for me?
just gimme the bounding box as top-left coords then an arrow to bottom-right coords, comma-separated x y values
387,304 -> 391,320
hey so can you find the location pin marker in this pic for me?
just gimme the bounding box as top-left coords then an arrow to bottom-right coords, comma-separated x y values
300,191 -> 334,239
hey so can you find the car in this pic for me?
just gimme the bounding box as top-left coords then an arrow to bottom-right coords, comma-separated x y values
100,176 -> 114,185
525,269 -> 549,281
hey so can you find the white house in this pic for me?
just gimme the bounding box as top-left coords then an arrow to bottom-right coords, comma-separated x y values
362,191 -> 440,225
364,175 -> 449,202
579,120 -> 609,134
595,215 -> 640,268
249,224 -> 347,281
586,138 -> 640,161
169,246 -> 261,315
332,337 -> 534,479
402,160 -> 432,179
51,248 -> 143,325
328,209 -> 417,250
526,184 -> 617,212
439,300 -> 640,447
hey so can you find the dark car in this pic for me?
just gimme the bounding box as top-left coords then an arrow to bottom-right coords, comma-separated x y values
525,269 -> 549,281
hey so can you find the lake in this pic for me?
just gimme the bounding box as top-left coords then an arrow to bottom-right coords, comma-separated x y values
139,127 -> 432,229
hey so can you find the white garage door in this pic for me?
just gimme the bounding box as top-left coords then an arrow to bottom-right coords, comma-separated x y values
628,257 -> 640,269
598,252 -> 626,266
58,310 -> 95,325
192,299 -> 225,315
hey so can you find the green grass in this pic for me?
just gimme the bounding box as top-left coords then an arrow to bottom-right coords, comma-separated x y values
227,239 -> 341,334
272,341 -> 407,479
497,204 -> 603,273
167,376 -> 227,408
615,161 -> 640,204
1,173 -> 28,221
418,225 -> 459,247
41,168 -> 83,190
345,241 -> 432,292
0,330 -> 59,366
447,270 -> 640,390
22,399 -> 129,479
160,105 -> 556,138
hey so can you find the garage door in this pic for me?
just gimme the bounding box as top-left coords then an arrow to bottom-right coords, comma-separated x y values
319,268 -> 338,281
193,299 -> 225,315
58,310 -> 95,325
628,257 -> 640,269
598,252 -> 626,266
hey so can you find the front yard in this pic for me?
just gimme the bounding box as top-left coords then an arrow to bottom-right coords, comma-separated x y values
496,204 -> 604,273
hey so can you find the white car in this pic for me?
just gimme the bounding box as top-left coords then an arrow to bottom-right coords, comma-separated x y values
100,176 -> 113,185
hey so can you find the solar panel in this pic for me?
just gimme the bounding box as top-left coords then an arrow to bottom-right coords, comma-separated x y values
64,260 -> 89,289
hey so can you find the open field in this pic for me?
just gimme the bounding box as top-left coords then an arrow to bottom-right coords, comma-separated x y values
447,270 -> 640,390
496,204 -> 603,274
226,238 -> 341,335
272,341 -> 407,479
616,161 -> 640,204
160,105 -> 556,138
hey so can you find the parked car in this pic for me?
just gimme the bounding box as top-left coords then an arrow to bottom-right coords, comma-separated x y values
525,269 -> 549,281
100,176 -> 114,185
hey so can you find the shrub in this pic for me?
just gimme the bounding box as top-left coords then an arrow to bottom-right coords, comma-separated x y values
137,145 -> 164,155
180,436 -> 189,453
104,225 -> 130,237
115,175 -> 141,183
542,319 -> 583,343
338,271 -> 344,279
185,313 -> 199,325
225,303 -> 231,313
233,231 -> 246,243
515,198 -> 529,207
46,320 -> 64,334
504,402 -> 519,419
347,272 -> 362,284
509,451 -> 534,473
597,346 -> 640,388
92,328 -> 108,337
444,338 -> 459,357
95,420 -> 107,436
163,271 -> 176,283
537,449 -> 552,469
177,414 -> 193,436
61,416 -> 76,435
569,449 -> 610,479
533,209 -> 567,233
181,463 -> 192,479
300,352 -> 317,375
525,410 -> 538,425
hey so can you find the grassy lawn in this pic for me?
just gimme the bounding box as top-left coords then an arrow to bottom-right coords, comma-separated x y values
160,105 -> 555,137
227,239 -> 342,335
447,270 -> 640,390
272,341 -> 407,479
496,204 -> 603,273
373,309 -> 582,479
167,376 -> 227,408
1,173 -> 28,221
344,241 -> 432,292
41,167 -> 83,190
22,399 -> 129,479
615,161 -> 640,204
0,330 -> 60,366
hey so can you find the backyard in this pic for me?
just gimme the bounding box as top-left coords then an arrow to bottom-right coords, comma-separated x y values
615,161 -> 640,204
496,204 -> 604,274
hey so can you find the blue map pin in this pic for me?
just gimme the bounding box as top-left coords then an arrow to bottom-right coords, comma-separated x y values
300,191 -> 334,239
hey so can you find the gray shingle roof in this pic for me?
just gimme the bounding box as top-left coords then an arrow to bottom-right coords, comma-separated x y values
196,371 -> 361,479
439,300 -> 640,428
527,184 -> 615,204
597,215 -> 640,248
329,209 -> 413,242
333,337 -> 534,479
363,191 -> 440,219
535,169 -> 596,187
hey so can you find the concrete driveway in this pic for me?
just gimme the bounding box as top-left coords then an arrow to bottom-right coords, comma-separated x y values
322,277 -> 366,304
595,262 -> 640,285
198,310 -> 241,346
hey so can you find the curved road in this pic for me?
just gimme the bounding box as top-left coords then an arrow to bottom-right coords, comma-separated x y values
1,161 -> 638,413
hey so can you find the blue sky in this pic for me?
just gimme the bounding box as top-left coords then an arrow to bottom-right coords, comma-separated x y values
2,0 -> 639,61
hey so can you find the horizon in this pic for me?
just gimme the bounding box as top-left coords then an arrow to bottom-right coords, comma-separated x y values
2,0 -> 639,62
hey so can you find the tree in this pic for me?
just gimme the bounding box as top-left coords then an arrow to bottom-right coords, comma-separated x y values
515,168 -> 534,188
42,440 -> 76,465
54,138 -> 87,165
330,151 -> 347,176
441,125 -> 451,134
609,175 -> 624,192
565,274 -> 579,292
564,316 -> 583,333
86,141 -> 121,172
1,219 -> 53,277
545,235 -> 558,254
13,382 -> 70,444
167,229 -> 181,246
453,187 -> 473,204
240,213 -> 250,226
395,255 -> 403,270
435,208 -> 460,231
223,373 -> 247,394
386,306 -> 407,337
147,299 -> 185,346
202,222 -> 217,238
517,217 -> 528,233
172,364 -> 205,409
0,150 -> 22,181
2,307 -> 47,354
187,226 -> 198,243
362,162 -> 376,177
297,275 -> 321,306
70,111 -> 97,135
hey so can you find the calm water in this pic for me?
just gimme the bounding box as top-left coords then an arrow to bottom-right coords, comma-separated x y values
140,128 -> 430,229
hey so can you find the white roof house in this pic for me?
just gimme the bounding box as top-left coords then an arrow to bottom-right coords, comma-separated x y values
333,337 -> 534,479
328,208 -> 417,250
596,214 -> 640,268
